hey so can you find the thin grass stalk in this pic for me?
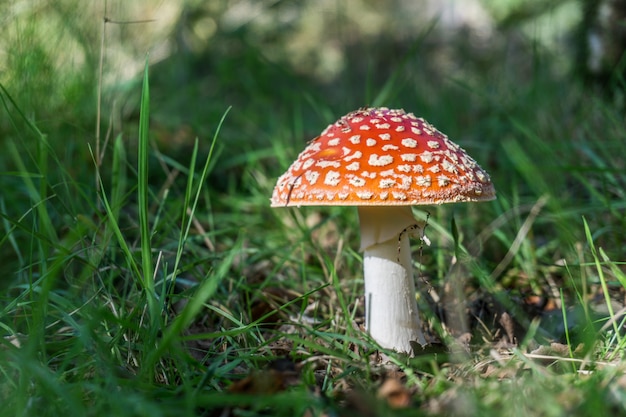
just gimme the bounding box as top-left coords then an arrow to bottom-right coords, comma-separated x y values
145,236 -> 242,367
137,59 -> 158,331
584,218 -> 622,355
170,107 -> 231,283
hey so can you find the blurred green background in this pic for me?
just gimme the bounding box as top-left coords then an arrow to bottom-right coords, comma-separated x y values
1,0 -> 624,274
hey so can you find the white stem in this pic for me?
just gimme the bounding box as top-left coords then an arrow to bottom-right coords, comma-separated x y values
358,206 -> 426,353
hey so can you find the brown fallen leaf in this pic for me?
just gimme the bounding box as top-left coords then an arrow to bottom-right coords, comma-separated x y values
377,378 -> 412,409
228,358 -> 299,395
530,342 -> 574,358
498,312 -> 517,346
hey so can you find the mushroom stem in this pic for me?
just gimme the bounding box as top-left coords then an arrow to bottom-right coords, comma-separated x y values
358,206 -> 426,353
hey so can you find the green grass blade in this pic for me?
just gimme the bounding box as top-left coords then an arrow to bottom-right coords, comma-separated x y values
583,217 -> 622,354
170,107 -> 231,282
110,134 -> 128,224
138,58 -> 155,302
146,236 -> 242,366
94,150 -> 142,281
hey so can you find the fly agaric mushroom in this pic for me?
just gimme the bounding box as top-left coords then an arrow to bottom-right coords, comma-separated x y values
271,107 -> 495,353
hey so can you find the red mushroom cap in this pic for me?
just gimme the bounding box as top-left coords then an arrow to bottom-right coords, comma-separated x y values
271,107 -> 495,207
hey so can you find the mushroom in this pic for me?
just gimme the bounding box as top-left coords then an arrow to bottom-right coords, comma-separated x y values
271,107 -> 495,354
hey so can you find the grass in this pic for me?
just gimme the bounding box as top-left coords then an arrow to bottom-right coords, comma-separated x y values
1,1 -> 626,416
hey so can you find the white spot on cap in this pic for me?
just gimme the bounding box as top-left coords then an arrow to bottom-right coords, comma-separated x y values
401,138 -> 418,148
368,154 -> 394,166
380,191 -> 389,200
438,175 -> 451,187
427,140 -> 440,149
401,153 -> 417,162
395,125 -> 405,132
338,192 -> 349,200
344,150 -> 362,162
428,165 -> 441,173
445,138 -> 460,151
411,127 -> 421,135
379,133 -> 391,140
305,171 -> 319,184
349,135 -> 361,144
396,164 -> 411,173
382,144 -> 398,151
328,138 -> 340,146
309,142 -> 321,152
415,175 -> 431,187
356,191 -> 374,199
324,171 -> 341,186
420,151 -> 434,163
366,138 -> 377,146
380,169 -> 394,177
349,176 -> 366,187
359,125 -> 371,130
392,191 -> 407,200
379,179 -> 396,188
346,161 -> 359,171
303,159 -> 315,169
398,175 -> 412,189
361,171 -> 376,179
316,160 -> 341,168
390,117 -> 402,122
442,159 -> 457,173
375,123 -> 390,129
